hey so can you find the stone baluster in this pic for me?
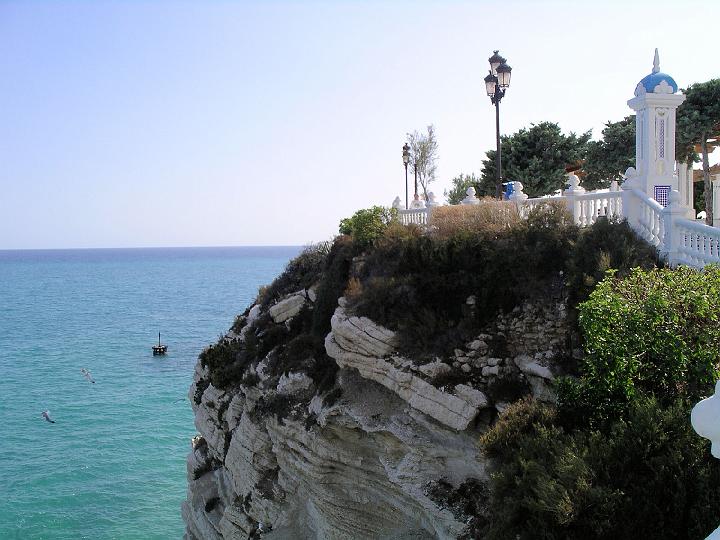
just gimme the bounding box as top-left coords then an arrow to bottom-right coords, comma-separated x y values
565,173 -> 585,225
691,381 -> 720,539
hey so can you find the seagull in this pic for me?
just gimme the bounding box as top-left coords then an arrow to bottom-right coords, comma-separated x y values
41,410 -> 55,424
80,368 -> 95,384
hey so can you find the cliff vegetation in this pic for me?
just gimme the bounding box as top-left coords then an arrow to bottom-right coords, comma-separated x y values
184,202 -> 720,540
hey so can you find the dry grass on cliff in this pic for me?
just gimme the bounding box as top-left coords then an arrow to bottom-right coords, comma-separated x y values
428,200 -> 521,239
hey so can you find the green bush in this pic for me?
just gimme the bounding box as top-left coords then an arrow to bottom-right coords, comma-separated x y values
199,338 -> 251,389
565,217 -> 660,305
559,266 -> 720,426
257,242 -> 331,307
338,206 -> 396,247
350,204 -> 577,359
480,397 -> 720,540
311,235 -> 360,337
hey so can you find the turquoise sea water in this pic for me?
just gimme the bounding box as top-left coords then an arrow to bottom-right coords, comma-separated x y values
0,247 -> 300,539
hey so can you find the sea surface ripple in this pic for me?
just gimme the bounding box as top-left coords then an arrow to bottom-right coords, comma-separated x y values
0,246 -> 299,539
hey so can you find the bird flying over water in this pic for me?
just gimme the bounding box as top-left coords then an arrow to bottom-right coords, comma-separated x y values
80,368 -> 95,384
41,410 -> 55,423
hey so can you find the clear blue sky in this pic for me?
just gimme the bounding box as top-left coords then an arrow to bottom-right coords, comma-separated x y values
1,0 -> 717,249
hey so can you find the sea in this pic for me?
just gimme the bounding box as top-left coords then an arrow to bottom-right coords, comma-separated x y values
0,246 -> 301,539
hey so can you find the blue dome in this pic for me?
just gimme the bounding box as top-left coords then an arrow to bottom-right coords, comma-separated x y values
639,72 -> 678,93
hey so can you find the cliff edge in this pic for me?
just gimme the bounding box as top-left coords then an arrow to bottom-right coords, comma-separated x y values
182,273 -> 570,539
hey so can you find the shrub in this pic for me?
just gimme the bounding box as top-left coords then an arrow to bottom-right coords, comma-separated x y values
199,338 -> 251,389
311,236 -> 360,337
559,266 -> 720,426
428,200 -> 521,240
565,217 -> 660,305
350,204 -> 577,359
480,397 -> 557,458
380,221 -> 423,243
480,397 -> 720,540
257,242 -> 331,307
338,206 -> 396,247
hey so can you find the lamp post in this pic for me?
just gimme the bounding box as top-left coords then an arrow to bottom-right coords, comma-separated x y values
402,143 -> 410,209
484,50 -> 512,199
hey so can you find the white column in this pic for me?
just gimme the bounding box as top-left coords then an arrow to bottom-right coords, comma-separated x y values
713,176 -> 720,228
565,174 -> 585,224
676,161 -> 695,219
660,190 -> 685,266
621,167 -> 639,232
626,51 -> 685,204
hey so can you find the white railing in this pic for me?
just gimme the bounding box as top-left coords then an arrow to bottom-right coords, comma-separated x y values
623,188 -> 664,247
517,195 -> 563,218
397,208 -> 430,226
575,191 -> 623,226
674,218 -> 720,267
391,174 -> 720,270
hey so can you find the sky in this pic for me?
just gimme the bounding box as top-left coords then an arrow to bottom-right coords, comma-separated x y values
1,0 -> 718,249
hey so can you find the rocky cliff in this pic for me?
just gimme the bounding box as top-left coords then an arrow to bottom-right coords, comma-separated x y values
182,277 -> 572,539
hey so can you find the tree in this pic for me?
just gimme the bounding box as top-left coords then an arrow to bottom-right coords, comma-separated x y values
583,116 -> 635,190
676,79 -> 720,225
406,125 -> 438,201
444,173 -> 480,205
480,122 -> 590,198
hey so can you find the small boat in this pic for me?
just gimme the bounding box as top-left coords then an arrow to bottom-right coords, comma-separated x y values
152,332 -> 168,355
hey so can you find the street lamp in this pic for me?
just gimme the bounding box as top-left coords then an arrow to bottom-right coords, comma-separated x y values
402,143 -> 410,209
484,50 -> 512,199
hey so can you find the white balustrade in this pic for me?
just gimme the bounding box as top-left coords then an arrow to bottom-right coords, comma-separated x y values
574,191 -> 623,226
518,195 -> 563,218
397,208 -> 430,226
674,218 -> 720,268
389,174 -> 718,271
625,188 -> 664,247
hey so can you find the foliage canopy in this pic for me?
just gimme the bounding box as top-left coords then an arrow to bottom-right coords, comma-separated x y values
338,206 -> 396,247
560,265 -> 720,427
676,79 -> 720,224
480,122 -> 590,198
444,173 -> 480,205
582,116 -> 635,190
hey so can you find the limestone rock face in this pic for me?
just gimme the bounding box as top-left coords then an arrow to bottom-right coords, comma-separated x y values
268,292 -> 306,323
276,372 -> 314,396
325,306 -> 487,431
183,291 -> 574,539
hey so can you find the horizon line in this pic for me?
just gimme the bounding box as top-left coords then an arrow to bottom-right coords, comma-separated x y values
0,244 -> 307,252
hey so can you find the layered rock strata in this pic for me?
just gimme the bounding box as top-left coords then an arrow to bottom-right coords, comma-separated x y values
183,289 -> 572,539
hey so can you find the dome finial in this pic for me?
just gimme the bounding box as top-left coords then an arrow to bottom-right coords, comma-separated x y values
652,48 -> 660,74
